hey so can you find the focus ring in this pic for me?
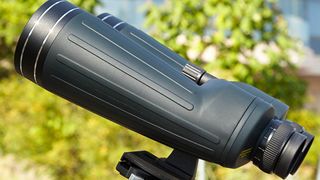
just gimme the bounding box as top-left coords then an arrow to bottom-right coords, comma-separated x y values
261,123 -> 293,172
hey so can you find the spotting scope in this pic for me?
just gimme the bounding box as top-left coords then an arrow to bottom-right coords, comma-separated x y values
14,0 -> 314,179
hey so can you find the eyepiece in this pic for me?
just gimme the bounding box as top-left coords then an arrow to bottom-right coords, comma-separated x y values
253,119 -> 313,179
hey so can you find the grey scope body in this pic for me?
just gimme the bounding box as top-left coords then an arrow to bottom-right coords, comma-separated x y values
14,0 -> 314,179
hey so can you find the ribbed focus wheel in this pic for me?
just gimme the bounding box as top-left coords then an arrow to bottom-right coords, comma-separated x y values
261,123 -> 293,172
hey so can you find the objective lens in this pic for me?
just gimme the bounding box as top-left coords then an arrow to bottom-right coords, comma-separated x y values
252,119 -> 313,179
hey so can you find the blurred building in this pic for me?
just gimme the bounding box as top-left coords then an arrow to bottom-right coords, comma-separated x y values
279,0 -> 320,53
280,0 -> 320,112
97,0 -> 320,112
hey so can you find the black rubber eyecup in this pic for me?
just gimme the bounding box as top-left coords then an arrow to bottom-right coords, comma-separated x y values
290,132 -> 314,174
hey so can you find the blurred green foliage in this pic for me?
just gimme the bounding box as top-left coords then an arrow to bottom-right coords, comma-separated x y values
0,0 -> 318,179
0,76 -> 170,179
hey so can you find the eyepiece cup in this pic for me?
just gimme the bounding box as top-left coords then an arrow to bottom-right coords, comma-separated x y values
290,132 -> 314,174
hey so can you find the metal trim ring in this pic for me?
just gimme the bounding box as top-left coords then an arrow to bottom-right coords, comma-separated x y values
19,0 -> 66,77
33,7 -> 80,84
101,14 -> 113,21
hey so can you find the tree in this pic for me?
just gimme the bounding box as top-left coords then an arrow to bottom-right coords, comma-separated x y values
145,0 -> 306,108
0,0 -> 100,77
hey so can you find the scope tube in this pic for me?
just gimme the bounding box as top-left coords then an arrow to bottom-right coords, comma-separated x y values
14,1 -> 313,179
14,0 -> 273,167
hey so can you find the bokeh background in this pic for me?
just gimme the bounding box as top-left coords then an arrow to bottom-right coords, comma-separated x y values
0,0 -> 319,179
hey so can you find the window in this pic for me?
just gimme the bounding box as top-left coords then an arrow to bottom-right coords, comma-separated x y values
279,0 -> 309,44
307,0 -> 320,37
307,0 -> 320,54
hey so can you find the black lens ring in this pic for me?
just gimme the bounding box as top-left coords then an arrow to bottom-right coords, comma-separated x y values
14,0 -> 82,84
261,123 -> 294,172
274,132 -> 307,178
14,0 -> 65,75
15,0 -> 68,78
